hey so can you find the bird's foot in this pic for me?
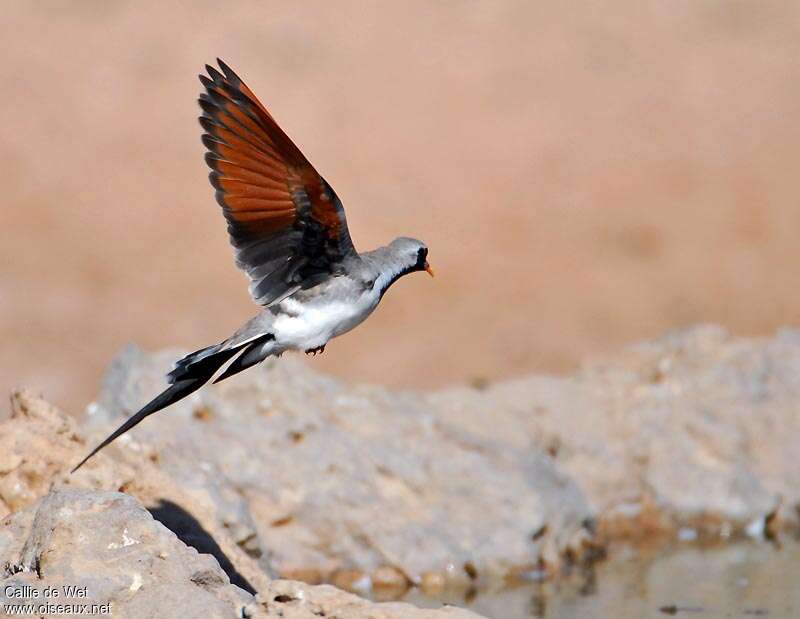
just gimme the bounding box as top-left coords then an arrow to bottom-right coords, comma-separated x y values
305,344 -> 326,356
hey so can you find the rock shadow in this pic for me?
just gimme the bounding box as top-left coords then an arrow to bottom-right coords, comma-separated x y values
148,499 -> 256,595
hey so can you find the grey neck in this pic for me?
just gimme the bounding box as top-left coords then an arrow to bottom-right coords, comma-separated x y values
357,246 -> 416,297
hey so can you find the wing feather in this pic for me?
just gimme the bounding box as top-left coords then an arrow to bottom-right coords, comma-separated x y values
199,59 -> 357,306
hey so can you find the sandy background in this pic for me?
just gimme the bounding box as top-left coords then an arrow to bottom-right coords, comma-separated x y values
2,1 -> 800,414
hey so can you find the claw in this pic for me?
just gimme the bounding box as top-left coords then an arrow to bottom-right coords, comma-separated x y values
305,344 -> 326,356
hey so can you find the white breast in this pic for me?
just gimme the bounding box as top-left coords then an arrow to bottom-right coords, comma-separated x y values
272,289 -> 380,351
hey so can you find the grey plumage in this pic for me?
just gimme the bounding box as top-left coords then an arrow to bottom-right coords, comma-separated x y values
71,61 -> 432,473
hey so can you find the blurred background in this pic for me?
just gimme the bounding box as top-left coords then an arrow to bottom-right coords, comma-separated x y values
2,1 -> 800,414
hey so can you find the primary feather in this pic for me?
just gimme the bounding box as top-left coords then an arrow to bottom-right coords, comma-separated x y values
200,58 -> 357,306
71,60 -> 431,473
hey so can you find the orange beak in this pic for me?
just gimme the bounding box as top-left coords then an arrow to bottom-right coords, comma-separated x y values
424,262 -> 435,277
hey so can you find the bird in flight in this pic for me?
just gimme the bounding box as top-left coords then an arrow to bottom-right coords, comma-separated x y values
72,59 -> 432,472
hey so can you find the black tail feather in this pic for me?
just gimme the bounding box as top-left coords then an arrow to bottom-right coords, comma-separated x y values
71,333 -> 274,473
71,378 -> 204,473
212,336 -> 272,384
167,344 -> 239,384
71,339 -> 261,473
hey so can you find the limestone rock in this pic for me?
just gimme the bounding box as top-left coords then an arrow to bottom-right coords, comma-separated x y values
0,488 -> 481,618
82,344 -> 594,585
3,325 -> 799,612
0,488 -> 251,618
0,388 -> 273,595
246,580 -> 482,618
432,326 -> 800,538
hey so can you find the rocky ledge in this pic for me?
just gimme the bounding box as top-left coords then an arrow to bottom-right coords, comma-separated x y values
0,488 -> 479,618
1,326 -> 799,616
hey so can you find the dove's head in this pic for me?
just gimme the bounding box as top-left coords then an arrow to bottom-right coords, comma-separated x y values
368,237 -> 434,299
388,237 -> 434,278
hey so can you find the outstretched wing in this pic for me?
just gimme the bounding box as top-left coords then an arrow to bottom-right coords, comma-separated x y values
199,59 -> 357,306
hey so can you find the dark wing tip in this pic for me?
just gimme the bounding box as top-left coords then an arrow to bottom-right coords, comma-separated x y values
206,63 -> 224,84
217,58 -> 240,82
199,74 -> 214,89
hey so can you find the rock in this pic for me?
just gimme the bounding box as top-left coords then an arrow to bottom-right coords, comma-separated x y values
85,326 -> 800,558
0,389 -> 274,596
0,390 -> 79,516
432,325 -> 800,538
246,580 -> 483,618
3,325 -> 800,611
0,488 -> 482,619
81,345 -> 594,587
0,488 -> 251,618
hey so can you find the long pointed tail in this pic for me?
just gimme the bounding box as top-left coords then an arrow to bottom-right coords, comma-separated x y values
71,339 -> 261,473
72,333 -> 276,473
71,377 -> 206,473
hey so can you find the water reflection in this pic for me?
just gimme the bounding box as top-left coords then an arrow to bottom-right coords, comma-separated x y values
399,539 -> 800,618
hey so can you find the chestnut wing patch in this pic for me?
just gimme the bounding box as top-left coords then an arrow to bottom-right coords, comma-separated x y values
199,59 -> 356,306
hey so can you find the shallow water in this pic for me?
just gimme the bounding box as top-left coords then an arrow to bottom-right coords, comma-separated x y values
403,539 -> 800,618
